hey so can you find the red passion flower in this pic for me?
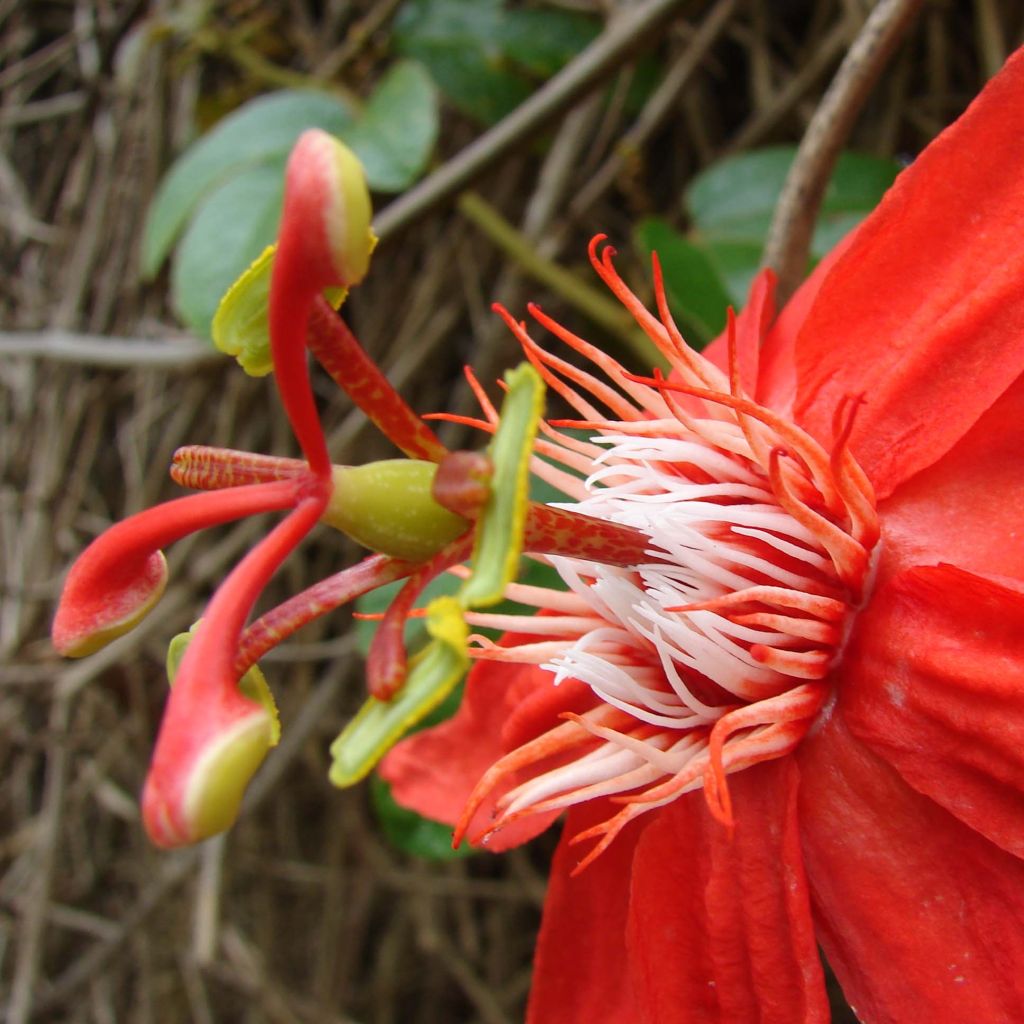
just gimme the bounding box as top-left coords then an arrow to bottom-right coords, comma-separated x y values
382,49 -> 1024,1023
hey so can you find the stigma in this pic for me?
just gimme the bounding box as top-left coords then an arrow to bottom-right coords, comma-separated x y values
451,238 -> 879,870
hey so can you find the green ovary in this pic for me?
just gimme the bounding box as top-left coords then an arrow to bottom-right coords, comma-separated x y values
323,461 -> 469,562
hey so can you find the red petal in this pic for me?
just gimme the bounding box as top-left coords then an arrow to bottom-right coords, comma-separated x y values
626,759 -> 828,1023
526,801 -> 643,1023
798,707 -> 1024,1022
380,654 -> 593,852
757,229 -> 859,414
792,48 -> 1024,498
838,564 -> 1024,859
878,370 -> 1024,581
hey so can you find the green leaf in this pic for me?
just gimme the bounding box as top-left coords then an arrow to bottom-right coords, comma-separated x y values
460,363 -> 545,608
701,238 -> 764,309
395,0 -> 528,125
170,162 -> 285,337
634,218 -> 734,346
344,61 -> 439,192
498,8 -> 599,78
142,89 -> 356,278
394,0 -> 598,126
686,147 -> 900,258
640,147 -> 902,333
370,774 -> 476,860
330,596 -> 470,787
686,147 -> 795,238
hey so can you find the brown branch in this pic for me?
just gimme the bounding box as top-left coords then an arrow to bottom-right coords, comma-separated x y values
569,0 -> 739,219
372,0 -> 699,242
762,0 -> 925,306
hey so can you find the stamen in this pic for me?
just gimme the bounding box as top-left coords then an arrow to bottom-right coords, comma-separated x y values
448,236 -> 880,867
236,553 -> 416,673
307,299 -> 448,462
492,306 -> 608,423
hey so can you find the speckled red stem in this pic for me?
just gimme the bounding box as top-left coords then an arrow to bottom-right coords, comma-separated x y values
236,552 -> 418,673
367,531 -> 476,701
306,297 -> 449,463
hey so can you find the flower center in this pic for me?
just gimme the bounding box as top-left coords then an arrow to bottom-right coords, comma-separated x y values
452,240 -> 879,869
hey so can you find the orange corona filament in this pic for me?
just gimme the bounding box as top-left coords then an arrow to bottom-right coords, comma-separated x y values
453,238 -> 879,867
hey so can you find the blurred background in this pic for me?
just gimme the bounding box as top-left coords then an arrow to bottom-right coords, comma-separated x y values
2,1 -> 1021,1021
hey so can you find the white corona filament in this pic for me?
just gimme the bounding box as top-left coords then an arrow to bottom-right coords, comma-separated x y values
453,239 -> 879,869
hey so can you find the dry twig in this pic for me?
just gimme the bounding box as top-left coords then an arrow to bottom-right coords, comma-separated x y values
762,0 -> 925,303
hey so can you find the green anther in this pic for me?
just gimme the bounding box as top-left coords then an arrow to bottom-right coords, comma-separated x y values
212,246 -> 347,377
323,461 -> 470,562
329,596 -> 469,787
167,624 -> 281,746
213,134 -> 377,376
459,362 -> 545,608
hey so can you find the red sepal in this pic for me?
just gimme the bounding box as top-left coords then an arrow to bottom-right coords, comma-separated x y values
878,371 -> 1024,582
525,801 -> 643,1024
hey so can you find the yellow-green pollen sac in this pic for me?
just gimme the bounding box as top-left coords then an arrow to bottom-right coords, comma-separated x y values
316,132 -> 378,286
182,711 -> 277,842
213,246 -> 348,377
167,625 -> 281,745
163,624 -> 282,843
324,461 -> 471,562
212,133 -> 376,378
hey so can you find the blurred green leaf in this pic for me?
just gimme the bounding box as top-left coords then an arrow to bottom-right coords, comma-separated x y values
395,0 -> 599,125
142,90 -> 356,279
701,238 -> 764,310
395,0 -> 528,124
170,162 -> 285,337
370,774 -> 475,860
686,147 -> 900,255
497,8 -> 599,78
344,61 -> 440,192
145,69 -> 439,337
637,148 -> 901,335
